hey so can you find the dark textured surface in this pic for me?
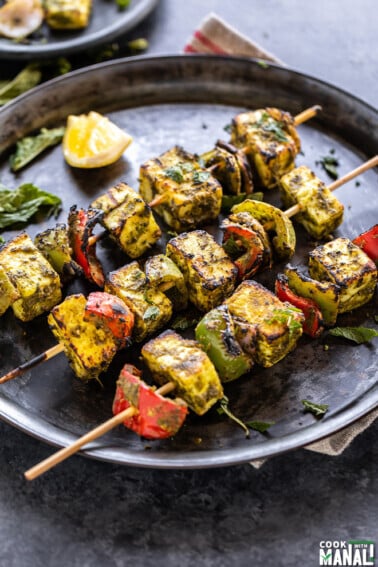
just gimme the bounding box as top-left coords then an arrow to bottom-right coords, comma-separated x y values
0,1 -> 377,565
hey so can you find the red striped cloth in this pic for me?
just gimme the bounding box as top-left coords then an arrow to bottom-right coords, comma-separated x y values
183,13 -> 284,65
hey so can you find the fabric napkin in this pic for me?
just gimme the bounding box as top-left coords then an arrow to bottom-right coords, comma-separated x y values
184,13 -> 378,465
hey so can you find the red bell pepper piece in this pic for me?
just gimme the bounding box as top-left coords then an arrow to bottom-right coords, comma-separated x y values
352,224 -> 378,264
222,224 -> 264,279
68,206 -> 105,287
275,274 -> 324,338
84,292 -> 134,349
112,364 -> 188,440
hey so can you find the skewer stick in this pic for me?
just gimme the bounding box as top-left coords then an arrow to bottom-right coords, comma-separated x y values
24,381 -> 176,481
293,105 -> 322,126
0,343 -> 64,384
283,155 -> 378,219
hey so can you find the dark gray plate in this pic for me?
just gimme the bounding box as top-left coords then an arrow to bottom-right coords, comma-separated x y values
0,55 -> 377,469
0,0 -> 158,60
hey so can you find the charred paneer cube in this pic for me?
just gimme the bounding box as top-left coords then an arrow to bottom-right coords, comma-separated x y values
279,165 -> 344,239
91,183 -> 161,259
0,265 -> 19,317
139,146 -> 222,231
0,232 -> 62,322
166,230 -> 238,312
226,280 -> 304,367
230,107 -> 301,189
308,238 -> 377,313
144,254 -> 188,311
141,329 -> 223,415
48,294 -> 118,381
105,261 -> 172,342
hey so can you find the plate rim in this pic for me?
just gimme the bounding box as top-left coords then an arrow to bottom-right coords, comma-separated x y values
0,0 -> 159,60
0,53 -> 377,469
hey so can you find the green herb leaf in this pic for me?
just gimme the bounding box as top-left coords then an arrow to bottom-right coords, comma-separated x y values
171,313 -> 200,331
0,183 -> 62,229
245,420 -> 275,432
0,64 -> 42,106
253,112 -> 288,142
192,170 -> 211,184
223,123 -> 232,133
302,399 -> 329,417
328,326 -> 378,344
221,191 -> 264,212
223,235 -> 242,259
256,60 -> 270,69
318,155 -> 339,180
116,0 -> 131,9
163,166 -> 184,183
143,305 -> 160,321
10,127 -> 65,172
217,395 -> 250,437
0,236 -> 5,245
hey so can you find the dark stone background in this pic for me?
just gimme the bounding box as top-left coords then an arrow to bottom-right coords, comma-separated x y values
0,1 -> 377,566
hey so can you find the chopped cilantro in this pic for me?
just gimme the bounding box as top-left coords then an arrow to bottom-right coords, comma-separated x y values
318,155 -> 339,180
192,170 -> 211,184
245,420 -> 275,433
163,166 -> 184,183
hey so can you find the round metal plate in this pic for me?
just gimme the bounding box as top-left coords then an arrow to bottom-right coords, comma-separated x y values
0,0 -> 158,60
0,55 -> 377,468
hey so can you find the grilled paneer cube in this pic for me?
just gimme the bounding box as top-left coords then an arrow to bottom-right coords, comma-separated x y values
144,254 -> 188,311
142,330 -> 223,415
0,265 -> 19,317
45,0 -> 92,29
0,233 -> 62,322
139,146 -> 222,231
226,280 -> 304,367
166,230 -> 238,312
308,238 -> 377,313
91,183 -> 161,259
105,261 -> 172,342
34,223 -> 81,283
230,108 -> 301,189
279,165 -> 344,239
48,294 -> 118,381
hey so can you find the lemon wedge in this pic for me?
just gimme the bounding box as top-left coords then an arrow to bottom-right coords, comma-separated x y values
62,111 -> 132,168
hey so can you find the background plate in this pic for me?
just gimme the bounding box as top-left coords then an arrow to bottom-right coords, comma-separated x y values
0,0 -> 158,60
0,55 -> 377,469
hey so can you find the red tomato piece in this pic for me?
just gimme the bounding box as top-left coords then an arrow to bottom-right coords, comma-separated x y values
68,205 -> 105,287
85,292 -> 134,348
275,274 -> 324,338
112,364 -> 188,440
352,224 -> 378,264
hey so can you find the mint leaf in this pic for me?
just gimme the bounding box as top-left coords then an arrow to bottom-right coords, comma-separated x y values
0,183 -> 62,229
318,155 -> 339,180
245,420 -> 275,433
328,326 -> 378,344
217,396 -> 250,438
0,64 -> 42,106
10,127 -> 65,172
302,399 -> 329,417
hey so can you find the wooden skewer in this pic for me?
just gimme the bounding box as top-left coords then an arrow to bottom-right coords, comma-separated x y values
24,381 -> 176,481
283,155 -> 378,219
293,105 -> 322,126
0,343 -> 64,384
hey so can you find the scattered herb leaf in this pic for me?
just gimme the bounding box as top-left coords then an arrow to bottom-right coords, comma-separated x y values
256,60 -> 270,69
318,155 -> 339,179
0,236 -> 4,245
223,235 -> 242,259
143,305 -> 160,321
0,64 -> 42,106
302,399 -> 329,417
253,112 -> 288,142
328,326 -> 378,344
116,0 -> 131,9
10,127 -> 66,172
223,123 -> 232,133
192,170 -> 211,184
163,166 -> 184,183
221,191 -> 264,212
171,313 -> 200,331
0,183 -> 62,229
245,420 -> 275,433
217,395 -> 250,437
